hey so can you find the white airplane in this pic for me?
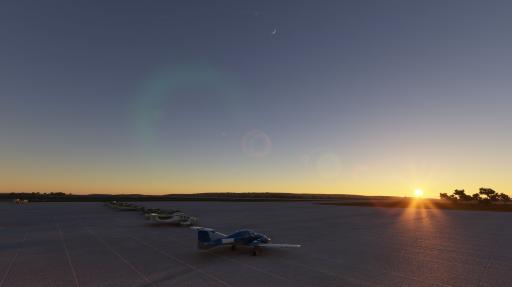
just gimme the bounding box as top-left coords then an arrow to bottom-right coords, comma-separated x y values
191,227 -> 301,255
142,208 -> 179,219
13,199 -> 29,204
148,211 -> 198,226
107,201 -> 140,211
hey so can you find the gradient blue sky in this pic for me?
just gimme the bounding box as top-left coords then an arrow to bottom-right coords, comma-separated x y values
1,0 -> 511,196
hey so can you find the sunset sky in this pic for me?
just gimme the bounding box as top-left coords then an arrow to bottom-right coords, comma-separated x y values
1,0 -> 511,197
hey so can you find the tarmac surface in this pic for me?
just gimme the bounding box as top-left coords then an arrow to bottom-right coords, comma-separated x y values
1,201 -> 511,287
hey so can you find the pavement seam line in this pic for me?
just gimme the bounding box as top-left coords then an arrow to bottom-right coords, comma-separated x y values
476,255 -> 493,287
152,228 -> 372,286
151,226 -> 370,286
128,235 -> 233,287
85,227 -> 152,285
308,251 -> 452,287
160,231 -> 291,282
57,224 -> 80,287
0,233 -> 28,287
280,257 -> 378,287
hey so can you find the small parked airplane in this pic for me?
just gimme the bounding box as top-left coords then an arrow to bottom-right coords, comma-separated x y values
113,202 -> 140,211
142,208 -> 179,219
105,201 -> 120,208
191,227 -> 301,255
13,199 -> 29,204
147,211 -> 198,226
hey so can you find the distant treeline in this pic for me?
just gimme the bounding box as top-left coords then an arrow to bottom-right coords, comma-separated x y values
440,188 -> 511,204
0,192 -> 391,202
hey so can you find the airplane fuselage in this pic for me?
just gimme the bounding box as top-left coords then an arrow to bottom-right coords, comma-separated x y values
200,229 -> 270,249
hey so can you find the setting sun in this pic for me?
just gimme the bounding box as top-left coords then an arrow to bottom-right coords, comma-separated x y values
414,189 -> 424,198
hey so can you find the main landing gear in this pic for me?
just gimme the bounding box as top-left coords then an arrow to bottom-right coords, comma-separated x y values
252,246 -> 261,256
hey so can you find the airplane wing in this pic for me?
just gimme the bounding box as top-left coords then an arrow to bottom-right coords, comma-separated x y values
190,226 -> 214,231
256,243 -> 302,248
190,227 -> 227,237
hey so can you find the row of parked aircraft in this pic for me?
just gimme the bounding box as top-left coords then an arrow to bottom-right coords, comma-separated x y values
105,201 -> 301,256
106,201 -> 198,226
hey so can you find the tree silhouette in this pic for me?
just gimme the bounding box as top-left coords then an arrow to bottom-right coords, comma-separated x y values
439,192 -> 458,203
453,189 -> 472,201
479,188 -> 498,201
440,188 -> 511,205
497,193 -> 510,203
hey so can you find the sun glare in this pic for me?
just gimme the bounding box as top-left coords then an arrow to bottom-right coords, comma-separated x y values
414,189 -> 424,198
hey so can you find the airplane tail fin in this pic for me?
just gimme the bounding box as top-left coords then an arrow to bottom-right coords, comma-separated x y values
190,227 -> 225,249
181,217 -> 198,226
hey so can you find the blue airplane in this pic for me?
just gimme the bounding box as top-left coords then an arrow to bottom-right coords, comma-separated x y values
191,227 -> 301,255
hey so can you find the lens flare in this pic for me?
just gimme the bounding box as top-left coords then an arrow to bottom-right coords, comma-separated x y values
134,64 -> 243,153
241,129 -> 272,158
